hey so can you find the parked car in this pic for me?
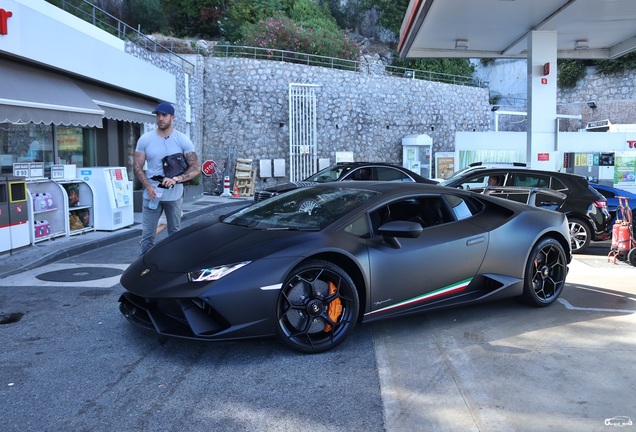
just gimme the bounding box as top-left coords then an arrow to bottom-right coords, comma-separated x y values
590,183 -> 636,227
253,162 -> 437,203
439,167 -> 611,253
120,182 -> 571,353
435,161 -> 527,182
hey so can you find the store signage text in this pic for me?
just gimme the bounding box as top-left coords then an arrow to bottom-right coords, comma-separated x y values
0,8 -> 13,35
13,163 -> 44,179
627,140 -> 636,149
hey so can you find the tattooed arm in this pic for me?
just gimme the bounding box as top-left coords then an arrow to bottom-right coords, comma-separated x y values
179,151 -> 201,183
133,151 -> 156,200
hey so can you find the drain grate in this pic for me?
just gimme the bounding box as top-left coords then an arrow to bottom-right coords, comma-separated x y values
36,267 -> 124,282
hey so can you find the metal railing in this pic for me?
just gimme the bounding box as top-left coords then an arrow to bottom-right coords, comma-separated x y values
208,45 -> 486,87
54,0 -> 194,73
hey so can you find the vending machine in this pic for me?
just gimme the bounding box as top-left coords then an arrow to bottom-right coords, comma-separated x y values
402,134 -> 433,179
78,167 -> 134,231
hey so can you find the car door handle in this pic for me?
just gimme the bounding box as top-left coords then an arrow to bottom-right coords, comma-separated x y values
466,236 -> 485,246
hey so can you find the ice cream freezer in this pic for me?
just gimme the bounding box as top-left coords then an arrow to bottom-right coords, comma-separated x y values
77,167 -> 134,231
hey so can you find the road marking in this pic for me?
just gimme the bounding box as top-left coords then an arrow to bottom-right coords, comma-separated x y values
558,298 -> 636,314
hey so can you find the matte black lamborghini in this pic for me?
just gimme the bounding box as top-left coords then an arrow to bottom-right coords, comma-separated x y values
119,182 -> 571,353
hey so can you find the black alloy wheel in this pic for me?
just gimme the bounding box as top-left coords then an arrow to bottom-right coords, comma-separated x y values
520,238 -> 568,307
628,248 -> 636,267
276,260 -> 359,353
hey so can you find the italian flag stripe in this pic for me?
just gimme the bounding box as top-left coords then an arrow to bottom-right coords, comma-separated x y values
367,277 -> 473,316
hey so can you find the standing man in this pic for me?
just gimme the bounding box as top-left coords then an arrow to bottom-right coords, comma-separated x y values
134,102 -> 200,253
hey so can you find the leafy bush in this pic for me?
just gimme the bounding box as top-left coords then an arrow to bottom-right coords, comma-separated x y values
594,52 -> 636,74
220,0 -> 295,43
240,14 -> 359,60
557,60 -> 587,89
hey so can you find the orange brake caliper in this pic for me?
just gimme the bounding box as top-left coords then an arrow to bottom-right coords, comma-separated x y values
324,281 -> 343,332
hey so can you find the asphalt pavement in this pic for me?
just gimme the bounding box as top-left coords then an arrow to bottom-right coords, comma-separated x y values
1,198 -> 635,431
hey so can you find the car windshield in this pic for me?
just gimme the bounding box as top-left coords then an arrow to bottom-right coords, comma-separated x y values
224,186 -> 380,230
305,165 -> 354,182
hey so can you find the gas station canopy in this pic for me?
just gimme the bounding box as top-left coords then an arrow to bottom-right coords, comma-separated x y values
399,0 -> 636,60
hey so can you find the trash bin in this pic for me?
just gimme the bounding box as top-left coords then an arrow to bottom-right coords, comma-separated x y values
0,177 -> 10,252
4,176 -> 30,251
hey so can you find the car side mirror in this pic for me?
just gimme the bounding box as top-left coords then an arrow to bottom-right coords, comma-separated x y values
378,221 -> 423,248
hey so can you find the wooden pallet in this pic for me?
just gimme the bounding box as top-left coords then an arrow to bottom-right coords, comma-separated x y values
234,158 -> 256,196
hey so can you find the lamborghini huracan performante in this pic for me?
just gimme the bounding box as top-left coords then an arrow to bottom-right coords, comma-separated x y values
119,182 -> 571,353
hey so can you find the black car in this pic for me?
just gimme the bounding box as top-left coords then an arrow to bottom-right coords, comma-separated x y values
253,162 -> 437,203
120,182 -> 570,353
439,167 -> 611,253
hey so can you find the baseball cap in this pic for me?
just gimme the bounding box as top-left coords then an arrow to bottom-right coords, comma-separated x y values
152,101 -> 175,115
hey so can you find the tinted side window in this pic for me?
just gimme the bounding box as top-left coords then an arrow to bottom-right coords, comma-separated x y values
445,194 -> 481,220
456,174 -> 488,189
550,177 -> 568,192
376,167 -> 412,182
347,168 -> 372,181
510,173 -> 551,188
368,196 -> 450,234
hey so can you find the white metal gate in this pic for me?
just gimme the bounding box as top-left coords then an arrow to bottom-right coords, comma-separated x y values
288,83 -> 318,182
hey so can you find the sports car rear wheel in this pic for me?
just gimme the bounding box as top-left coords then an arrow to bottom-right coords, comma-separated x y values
520,238 -> 567,307
277,260 -> 359,353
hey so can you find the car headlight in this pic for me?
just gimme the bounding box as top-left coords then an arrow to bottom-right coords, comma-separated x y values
187,261 -> 251,282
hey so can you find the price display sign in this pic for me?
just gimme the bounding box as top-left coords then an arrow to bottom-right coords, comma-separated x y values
13,163 -> 29,178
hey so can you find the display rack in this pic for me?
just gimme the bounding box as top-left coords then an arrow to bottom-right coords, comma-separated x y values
26,179 -> 67,244
57,179 -> 95,236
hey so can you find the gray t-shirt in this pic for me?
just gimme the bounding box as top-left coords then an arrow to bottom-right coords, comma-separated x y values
136,128 -> 195,201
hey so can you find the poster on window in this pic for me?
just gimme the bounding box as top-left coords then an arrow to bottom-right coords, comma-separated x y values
614,152 -> 636,189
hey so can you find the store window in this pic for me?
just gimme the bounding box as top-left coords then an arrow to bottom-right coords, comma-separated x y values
56,126 -> 95,167
0,123 -> 95,174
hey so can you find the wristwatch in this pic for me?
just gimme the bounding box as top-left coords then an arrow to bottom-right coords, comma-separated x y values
173,176 -> 180,183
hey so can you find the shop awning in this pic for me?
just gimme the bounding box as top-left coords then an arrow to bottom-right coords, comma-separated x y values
74,80 -> 157,124
0,60 -> 105,128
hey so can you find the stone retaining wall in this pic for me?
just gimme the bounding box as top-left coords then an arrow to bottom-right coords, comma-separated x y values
201,57 -> 489,191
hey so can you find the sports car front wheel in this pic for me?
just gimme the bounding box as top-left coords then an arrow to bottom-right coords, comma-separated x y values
520,238 -> 567,307
277,260 -> 359,353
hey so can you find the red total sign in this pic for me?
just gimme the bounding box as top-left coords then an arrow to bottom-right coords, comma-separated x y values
202,160 -> 217,177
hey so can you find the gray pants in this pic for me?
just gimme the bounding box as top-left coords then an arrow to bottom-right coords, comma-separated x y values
140,197 -> 183,254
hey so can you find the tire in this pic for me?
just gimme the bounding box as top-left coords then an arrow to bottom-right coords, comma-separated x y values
568,217 -> 591,254
628,248 -> 636,267
520,238 -> 567,307
276,260 -> 359,353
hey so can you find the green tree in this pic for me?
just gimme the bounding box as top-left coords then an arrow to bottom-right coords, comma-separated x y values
361,0 -> 410,33
162,0 -> 228,38
121,0 -> 168,34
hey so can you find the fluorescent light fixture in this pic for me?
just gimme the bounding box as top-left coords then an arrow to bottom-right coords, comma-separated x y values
575,40 -> 589,50
455,39 -> 469,50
